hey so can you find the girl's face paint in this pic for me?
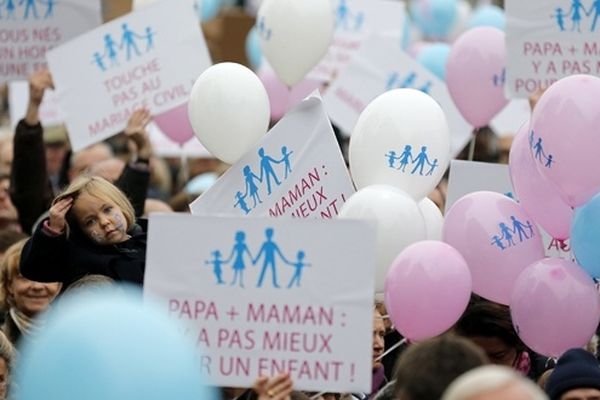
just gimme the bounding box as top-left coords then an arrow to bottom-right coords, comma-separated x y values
72,192 -> 129,245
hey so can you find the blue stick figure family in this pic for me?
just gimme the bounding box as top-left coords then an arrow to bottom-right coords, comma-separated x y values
529,130 -> 554,168
335,0 -> 365,32
490,216 -> 536,251
386,72 -> 433,94
91,23 -> 157,72
256,16 -> 272,40
205,228 -> 310,289
0,0 -> 55,20
552,0 -> 600,32
234,146 -> 293,215
492,68 -> 506,87
385,145 -> 439,176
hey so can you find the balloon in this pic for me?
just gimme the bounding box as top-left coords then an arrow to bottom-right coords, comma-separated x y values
417,43 -> 451,81
443,191 -> 545,305
349,89 -> 450,201
15,287 -> 217,400
508,121 -> 573,240
467,5 -> 505,31
257,64 -> 322,121
245,27 -> 263,69
571,191 -> 600,278
257,0 -> 334,86
419,198 -> 444,240
338,185 -> 427,293
154,103 -> 195,146
199,0 -> 222,21
530,74 -> 600,207
448,0 -> 472,41
410,0 -> 458,39
384,241 -> 472,341
510,258 -> 600,358
188,63 -> 270,164
446,27 -> 507,128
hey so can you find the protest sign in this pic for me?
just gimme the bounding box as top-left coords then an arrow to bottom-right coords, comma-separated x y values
0,0 -> 101,83
308,0 -> 407,82
506,0 -> 600,97
144,214 -> 376,392
323,35 -> 472,157
190,96 -> 355,218
46,0 -> 211,151
8,80 -> 64,129
446,160 -> 572,258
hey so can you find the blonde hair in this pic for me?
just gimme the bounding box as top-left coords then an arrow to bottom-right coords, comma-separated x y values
54,175 -> 135,231
0,239 -> 28,311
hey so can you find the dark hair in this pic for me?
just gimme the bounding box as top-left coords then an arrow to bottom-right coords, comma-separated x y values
394,335 -> 488,400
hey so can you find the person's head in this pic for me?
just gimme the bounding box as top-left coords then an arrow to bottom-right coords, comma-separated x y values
43,124 -> 69,175
68,142 -> 113,181
63,274 -> 114,298
545,348 -> 600,400
454,297 -> 529,373
441,365 -> 548,400
87,158 -> 125,183
0,239 -> 61,317
0,332 -> 15,400
143,198 -> 173,217
372,308 -> 385,371
394,335 -> 489,400
55,175 -> 135,245
0,138 -> 13,175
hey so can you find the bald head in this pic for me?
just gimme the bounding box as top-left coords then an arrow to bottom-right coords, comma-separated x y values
69,143 -> 113,181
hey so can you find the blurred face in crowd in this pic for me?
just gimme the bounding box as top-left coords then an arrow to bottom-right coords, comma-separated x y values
9,274 -> 60,317
372,309 -> 385,370
560,388 -> 600,400
469,382 -> 533,400
68,144 -> 112,181
469,336 -> 518,368
45,143 -> 68,175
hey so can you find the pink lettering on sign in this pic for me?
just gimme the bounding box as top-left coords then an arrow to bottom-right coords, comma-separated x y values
335,87 -> 365,114
168,298 -> 220,320
246,303 -> 334,326
257,358 -> 344,381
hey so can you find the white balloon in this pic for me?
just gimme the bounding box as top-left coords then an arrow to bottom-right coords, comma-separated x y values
257,0 -> 334,86
338,185 -> 427,292
188,63 -> 270,164
349,89 -> 450,201
419,198 -> 444,240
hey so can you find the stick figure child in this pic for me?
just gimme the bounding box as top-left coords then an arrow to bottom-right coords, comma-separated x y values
234,191 -> 251,215
385,150 -> 400,168
491,235 -> 506,250
552,7 -> 567,31
426,159 -> 439,176
205,250 -> 226,284
545,154 -> 554,168
280,146 -> 293,178
287,251 -> 311,288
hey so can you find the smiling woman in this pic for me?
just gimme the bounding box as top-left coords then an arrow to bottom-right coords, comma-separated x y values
0,239 -> 61,345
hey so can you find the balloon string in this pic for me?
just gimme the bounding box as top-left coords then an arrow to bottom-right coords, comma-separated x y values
308,338 -> 407,400
468,128 -> 479,161
179,152 -> 189,189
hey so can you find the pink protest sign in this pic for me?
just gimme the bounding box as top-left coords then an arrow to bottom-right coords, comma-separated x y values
144,214 -> 376,393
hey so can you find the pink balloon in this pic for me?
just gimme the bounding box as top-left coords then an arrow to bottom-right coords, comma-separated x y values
446,27 -> 507,128
509,121 -> 573,240
258,66 -> 322,121
530,74 -> 600,207
384,241 -> 472,342
154,103 -> 195,146
510,258 -> 600,358
442,191 -> 545,305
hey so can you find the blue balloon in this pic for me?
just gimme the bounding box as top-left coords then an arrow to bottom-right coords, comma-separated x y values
245,27 -> 263,69
572,192 -> 600,279
467,5 -> 506,31
410,0 -> 458,39
15,287 -> 217,400
198,0 -> 222,22
416,43 -> 451,81
401,13 -> 412,50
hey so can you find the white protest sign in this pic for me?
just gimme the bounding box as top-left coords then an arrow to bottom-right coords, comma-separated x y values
47,0 -> 211,151
0,0 -> 101,83
190,96 -> 355,218
144,214 -> 375,392
445,160 -> 572,258
8,81 -> 65,129
490,99 -> 531,138
323,35 -> 472,157
505,0 -> 600,97
308,0 -> 406,82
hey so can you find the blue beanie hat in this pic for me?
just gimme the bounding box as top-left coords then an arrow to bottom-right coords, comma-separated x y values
545,348 -> 600,400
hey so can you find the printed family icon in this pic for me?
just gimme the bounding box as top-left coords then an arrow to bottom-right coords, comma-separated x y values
335,0 -> 365,32
529,130 -> 554,168
552,0 -> 600,32
257,16 -> 272,40
0,0 -> 55,20
385,145 -> 439,176
92,23 -> 156,71
205,228 -> 310,289
234,146 -> 294,214
490,216 -> 536,251
492,68 -> 506,87
386,72 -> 432,94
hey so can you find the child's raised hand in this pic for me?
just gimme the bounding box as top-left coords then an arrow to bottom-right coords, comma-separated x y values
124,108 -> 152,159
49,197 -> 73,233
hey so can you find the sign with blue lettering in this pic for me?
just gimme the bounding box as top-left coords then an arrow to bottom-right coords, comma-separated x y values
144,214 -> 375,392
189,95 -> 355,219
46,0 -> 211,151
0,0 -> 101,83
